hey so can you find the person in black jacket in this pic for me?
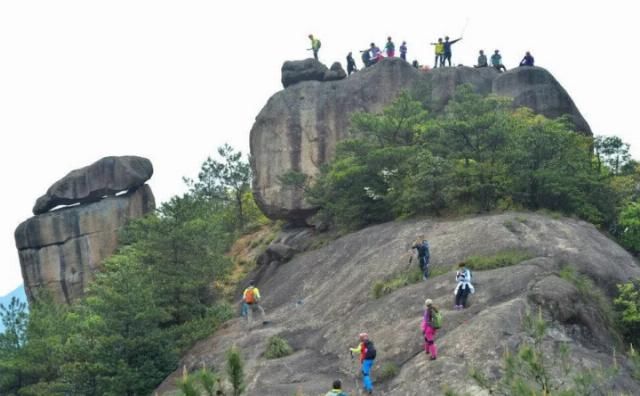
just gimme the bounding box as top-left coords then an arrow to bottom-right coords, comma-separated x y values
346,52 -> 358,75
442,35 -> 462,66
349,333 -> 376,394
519,51 -> 534,67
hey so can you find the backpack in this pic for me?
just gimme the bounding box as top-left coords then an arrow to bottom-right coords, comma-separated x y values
364,340 -> 377,360
316,39 -> 321,49
244,287 -> 255,304
431,310 -> 443,329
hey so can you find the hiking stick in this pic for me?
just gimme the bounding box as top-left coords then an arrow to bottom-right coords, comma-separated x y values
350,351 -> 361,393
460,17 -> 470,37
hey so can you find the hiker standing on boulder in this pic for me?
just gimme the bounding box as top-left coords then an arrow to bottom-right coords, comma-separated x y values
361,47 -> 372,67
325,379 -> 348,396
346,52 -> 358,75
421,298 -> 440,360
385,36 -> 395,57
242,280 -> 266,324
308,34 -> 321,60
411,238 -> 431,280
491,50 -> 507,72
430,38 -> 444,68
454,263 -> 474,309
442,35 -> 462,67
399,41 -> 407,61
519,51 -> 534,67
349,332 -> 376,395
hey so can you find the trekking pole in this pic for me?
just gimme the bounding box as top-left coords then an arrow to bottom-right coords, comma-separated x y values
460,17 -> 470,37
350,351 -> 361,393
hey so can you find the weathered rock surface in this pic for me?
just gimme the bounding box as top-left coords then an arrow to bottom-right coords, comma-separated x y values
33,155 -> 153,215
155,213 -> 640,395
16,185 -> 155,303
252,59 -> 592,222
323,62 -> 347,82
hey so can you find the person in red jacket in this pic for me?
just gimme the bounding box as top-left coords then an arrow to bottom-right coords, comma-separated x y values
349,332 -> 376,394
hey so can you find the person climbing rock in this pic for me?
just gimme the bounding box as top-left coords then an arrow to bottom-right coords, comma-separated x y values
242,280 -> 266,324
308,34 -> 321,60
491,50 -> 507,72
411,238 -> 431,280
385,36 -> 395,57
421,298 -> 440,360
325,379 -> 348,396
442,35 -> 462,67
346,52 -> 358,75
399,41 -> 407,61
474,49 -> 488,68
369,43 -> 383,64
519,51 -> 534,67
454,262 -> 474,309
349,332 -> 376,394
430,38 -> 444,68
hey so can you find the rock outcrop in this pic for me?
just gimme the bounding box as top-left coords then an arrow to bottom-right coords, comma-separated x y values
33,155 -> 153,215
16,157 -> 155,303
251,59 -> 592,223
155,213 -> 640,395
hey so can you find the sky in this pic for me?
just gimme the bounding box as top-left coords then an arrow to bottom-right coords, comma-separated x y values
0,1 -> 639,295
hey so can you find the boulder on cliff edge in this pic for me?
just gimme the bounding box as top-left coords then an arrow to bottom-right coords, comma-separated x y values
281,59 -> 329,88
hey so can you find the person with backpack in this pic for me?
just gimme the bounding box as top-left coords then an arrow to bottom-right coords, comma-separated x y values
442,35 -> 463,67
421,298 -> 440,360
308,34 -> 321,61
384,36 -> 395,57
399,41 -> 407,61
242,280 -> 266,324
454,262 -> 474,309
346,52 -> 358,75
349,332 -> 376,395
411,238 -> 431,280
430,38 -> 444,68
325,379 -> 348,396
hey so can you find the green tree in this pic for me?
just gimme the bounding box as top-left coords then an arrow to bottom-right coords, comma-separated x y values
618,202 -> 640,253
0,297 -> 28,393
615,280 -> 640,345
595,135 -> 631,176
226,346 -> 245,396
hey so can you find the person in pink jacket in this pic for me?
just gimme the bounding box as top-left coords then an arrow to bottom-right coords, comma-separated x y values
421,298 -> 439,360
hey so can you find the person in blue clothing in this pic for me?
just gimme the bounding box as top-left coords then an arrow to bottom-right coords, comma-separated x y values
349,332 -> 376,395
399,41 -> 408,61
519,51 -> 534,67
442,35 -> 462,66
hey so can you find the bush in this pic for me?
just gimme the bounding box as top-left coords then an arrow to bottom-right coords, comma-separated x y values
226,346 -> 245,396
377,362 -> 399,381
264,336 -> 294,359
372,267 -> 423,299
615,279 -> 640,345
465,250 -> 532,271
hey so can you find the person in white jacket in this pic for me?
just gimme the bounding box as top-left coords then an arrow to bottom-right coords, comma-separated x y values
454,262 -> 474,309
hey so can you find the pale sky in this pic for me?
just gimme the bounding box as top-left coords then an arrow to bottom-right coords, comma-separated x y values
1,1 -> 638,295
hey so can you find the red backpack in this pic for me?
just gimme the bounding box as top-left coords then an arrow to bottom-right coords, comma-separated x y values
244,287 -> 256,304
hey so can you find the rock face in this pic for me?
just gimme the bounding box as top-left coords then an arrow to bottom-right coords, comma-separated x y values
155,213 -> 640,395
33,156 -> 153,215
251,59 -> 592,222
323,62 -> 347,82
16,157 -> 156,304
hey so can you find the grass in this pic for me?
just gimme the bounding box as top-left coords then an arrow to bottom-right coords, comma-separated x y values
377,362 -> 400,381
465,249 -> 532,271
264,335 -> 294,359
372,267 -> 423,299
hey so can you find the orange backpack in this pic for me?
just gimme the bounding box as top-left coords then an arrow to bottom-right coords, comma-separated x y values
244,287 -> 256,304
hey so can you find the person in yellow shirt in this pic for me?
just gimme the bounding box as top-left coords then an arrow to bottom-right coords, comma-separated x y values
430,38 -> 444,68
242,280 -> 266,324
308,34 -> 321,61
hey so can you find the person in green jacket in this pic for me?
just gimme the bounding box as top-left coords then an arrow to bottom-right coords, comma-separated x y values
308,34 -> 321,60
385,36 -> 395,57
325,379 -> 348,396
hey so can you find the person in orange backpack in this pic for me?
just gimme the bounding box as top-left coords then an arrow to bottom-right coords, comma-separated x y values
242,280 -> 266,324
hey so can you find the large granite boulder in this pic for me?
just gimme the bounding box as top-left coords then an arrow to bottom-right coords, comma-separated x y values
16,185 -> 155,304
493,66 -> 592,134
323,62 -> 347,82
253,59 -> 592,222
33,155 -> 153,215
155,213 -> 640,395
281,59 -> 329,88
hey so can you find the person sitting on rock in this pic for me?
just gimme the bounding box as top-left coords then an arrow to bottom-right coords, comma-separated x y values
346,52 -> 358,75
474,49 -> 488,68
430,37 -> 444,68
421,298 -> 440,360
242,280 -> 266,324
385,36 -> 395,57
454,262 -> 474,309
491,49 -> 507,72
369,43 -> 383,64
519,51 -> 535,67
400,41 -> 408,61
308,34 -> 321,61
349,332 -> 376,395
325,379 -> 348,396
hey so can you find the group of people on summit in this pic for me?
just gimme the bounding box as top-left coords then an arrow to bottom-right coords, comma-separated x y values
308,33 -> 535,76
240,236 -> 476,395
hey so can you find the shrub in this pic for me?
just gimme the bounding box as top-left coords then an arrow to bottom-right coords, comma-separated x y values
377,362 -> 399,381
264,336 -> 294,359
226,346 -> 245,396
465,250 -> 532,271
372,267 -> 423,299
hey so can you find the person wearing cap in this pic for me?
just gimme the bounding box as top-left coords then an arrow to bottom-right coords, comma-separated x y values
242,280 -> 266,324
325,379 -> 348,396
349,332 -> 376,394
491,49 -> 507,72
421,299 -> 439,360
308,34 -> 321,60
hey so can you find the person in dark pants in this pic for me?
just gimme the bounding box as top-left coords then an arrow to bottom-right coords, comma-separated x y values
491,50 -> 507,72
430,37 -> 444,68
349,333 -> 376,395
346,52 -> 358,75
412,238 -> 431,280
360,48 -> 371,67
474,50 -> 488,68
519,51 -> 535,67
308,34 -> 321,60
454,262 -> 474,309
400,41 -> 407,61
442,35 -> 462,66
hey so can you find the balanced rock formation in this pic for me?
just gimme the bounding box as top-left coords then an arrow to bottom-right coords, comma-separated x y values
281,59 -> 347,88
251,58 -> 592,222
16,157 -> 155,303
155,213 -> 640,395
33,155 -> 153,215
